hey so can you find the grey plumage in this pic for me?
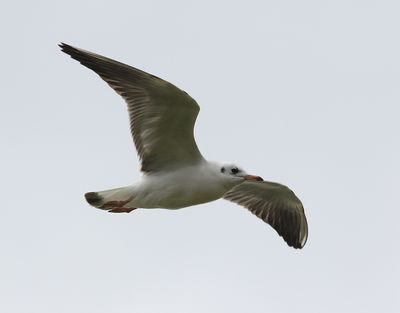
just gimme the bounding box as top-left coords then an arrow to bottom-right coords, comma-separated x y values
59,43 -> 203,172
224,181 -> 308,248
60,43 -> 309,249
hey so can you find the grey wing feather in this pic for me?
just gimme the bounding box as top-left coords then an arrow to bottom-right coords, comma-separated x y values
59,43 -> 204,172
224,181 -> 308,249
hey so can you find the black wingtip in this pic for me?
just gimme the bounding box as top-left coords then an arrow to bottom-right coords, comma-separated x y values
58,42 -> 67,50
285,234 -> 307,249
59,42 -> 77,55
291,242 -> 303,249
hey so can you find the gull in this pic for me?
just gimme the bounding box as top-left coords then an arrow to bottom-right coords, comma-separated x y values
60,43 -> 308,249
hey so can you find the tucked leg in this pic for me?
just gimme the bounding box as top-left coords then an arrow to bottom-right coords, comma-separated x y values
108,207 -> 137,213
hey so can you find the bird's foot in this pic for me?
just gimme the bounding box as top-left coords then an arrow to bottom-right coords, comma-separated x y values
100,200 -> 129,209
108,207 -> 137,213
100,200 -> 136,213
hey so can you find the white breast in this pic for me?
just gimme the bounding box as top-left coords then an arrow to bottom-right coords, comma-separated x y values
132,162 -> 235,209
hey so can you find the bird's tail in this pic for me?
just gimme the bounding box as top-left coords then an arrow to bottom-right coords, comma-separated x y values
84,186 -> 136,213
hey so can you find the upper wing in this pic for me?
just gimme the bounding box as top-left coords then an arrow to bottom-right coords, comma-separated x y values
224,181 -> 308,249
60,43 -> 204,173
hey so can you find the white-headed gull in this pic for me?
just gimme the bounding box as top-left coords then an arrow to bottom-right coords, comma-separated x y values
60,43 -> 308,249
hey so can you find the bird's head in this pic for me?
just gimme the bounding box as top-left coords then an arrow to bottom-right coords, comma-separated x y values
219,163 -> 263,186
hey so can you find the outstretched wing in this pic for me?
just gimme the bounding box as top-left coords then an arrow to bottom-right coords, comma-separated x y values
60,43 -> 204,173
224,181 -> 308,249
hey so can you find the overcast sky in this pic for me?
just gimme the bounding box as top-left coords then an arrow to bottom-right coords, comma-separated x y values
1,1 -> 399,312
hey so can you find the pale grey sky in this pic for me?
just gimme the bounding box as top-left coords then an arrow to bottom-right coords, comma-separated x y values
1,1 -> 399,312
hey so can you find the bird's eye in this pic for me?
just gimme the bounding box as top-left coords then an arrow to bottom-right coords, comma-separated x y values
231,167 -> 239,174
221,167 -> 225,173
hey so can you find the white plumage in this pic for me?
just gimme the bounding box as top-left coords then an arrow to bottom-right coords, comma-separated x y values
60,43 -> 308,249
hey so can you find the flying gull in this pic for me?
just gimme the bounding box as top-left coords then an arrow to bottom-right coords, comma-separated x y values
59,43 -> 308,249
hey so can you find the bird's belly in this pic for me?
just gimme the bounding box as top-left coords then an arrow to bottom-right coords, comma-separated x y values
160,184 -> 225,209
137,178 -> 227,209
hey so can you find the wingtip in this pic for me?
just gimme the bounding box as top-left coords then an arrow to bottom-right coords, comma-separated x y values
58,42 -> 79,56
292,243 -> 304,249
285,239 -> 301,249
288,235 -> 307,249
58,42 -> 67,50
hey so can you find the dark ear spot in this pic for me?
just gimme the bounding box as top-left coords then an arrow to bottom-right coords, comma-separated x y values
221,167 -> 225,173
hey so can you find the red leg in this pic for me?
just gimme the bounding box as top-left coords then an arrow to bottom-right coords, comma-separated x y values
108,207 -> 136,213
101,200 -> 129,209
